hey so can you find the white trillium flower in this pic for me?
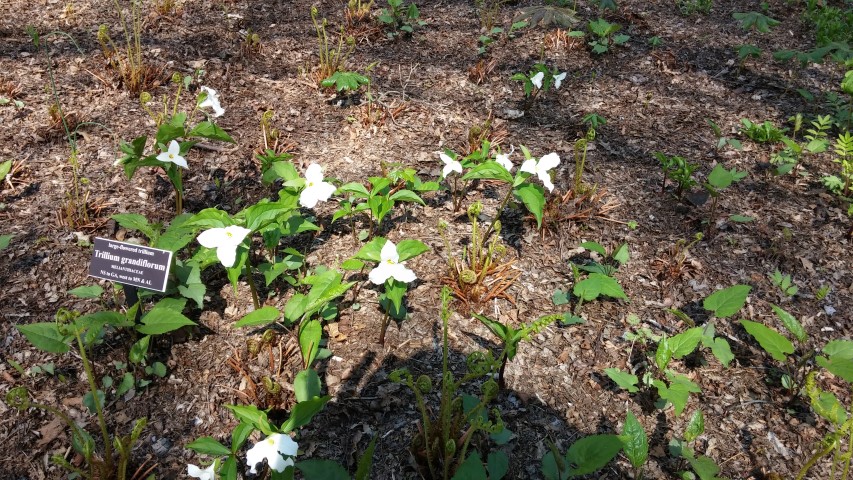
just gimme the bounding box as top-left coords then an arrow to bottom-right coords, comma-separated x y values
187,462 -> 216,480
156,140 -> 188,168
439,152 -> 462,179
199,86 -> 225,117
197,225 -> 251,268
246,433 -> 298,474
299,163 -> 336,209
368,240 -> 417,285
554,72 -> 567,90
495,152 -> 513,171
520,152 -> 561,192
530,71 -> 544,89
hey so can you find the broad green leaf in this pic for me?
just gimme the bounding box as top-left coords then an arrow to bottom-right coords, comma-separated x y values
16,323 -> 70,353
733,11 -> 780,33
604,368 -> 639,393
68,285 -> 104,299
710,337 -> 734,367
452,451 -> 487,479
341,258 -> 365,271
0,160 -> 11,179
354,237 -> 386,262
388,189 -> 425,205
302,270 -> 355,314
129,335 -> 150,364
187,121 -> 235,143
396,239 -> 429,261
740,320 -> 793,362
669,327 -> 703,359
281,396 -> 331,433
294,369 -> 322,402
83,389 -> 105,413
186,437 -> 231,456
620,411 -> 648,470
612,243 -> 630,265
259,261 -> 288,286
703,285 -> 751,318
687,454 -> 724,480
299,320 -> 322,368
655,336 -> 673,371
573,273 -> 627,301
225,404 -> 275,436
296,459 -> 349,480
810,387 -> 847,425
487,451 -> 509,480
221,457 -> 238,480
234,306 -> 281,328
816,356 -> 853,383
462,160 -> 514,183
683,410 -> 704,442
823,340 -> 853,359
566,434 -> 622,476
116,372 -> 134,396
0,233 -> 13,250
111,213 -> 155,239
513,182 -> 546,228
552,289 -> 570,306
729,214 -> 753,223
137,307 -> 196,335
654,374 -> 701,416
771,304 -> 806,343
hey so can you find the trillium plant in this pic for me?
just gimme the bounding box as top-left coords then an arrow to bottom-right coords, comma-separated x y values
344,237 -> 430,344
117,78 -> 235,214
462,145 -> 561,238
511,63 -> 567,108
439,140 -> 506,212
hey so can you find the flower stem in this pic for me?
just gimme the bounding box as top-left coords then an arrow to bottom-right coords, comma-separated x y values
74,330 -> 113,475
482,187 -> 515,242
244,255 -> 261,310
378,311 -> 390,345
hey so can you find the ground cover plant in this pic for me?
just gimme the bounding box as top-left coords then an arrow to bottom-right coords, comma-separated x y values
3,0 -> 853,478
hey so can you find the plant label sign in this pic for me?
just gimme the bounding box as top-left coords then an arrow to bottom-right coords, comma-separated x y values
89,237 -> 172,292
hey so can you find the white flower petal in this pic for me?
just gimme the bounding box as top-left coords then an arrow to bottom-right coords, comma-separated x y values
554,72 -> 566,90
539,172 -> 555,192
304,163 -> 324,183
247,434 -> 298,474
197,228 -> 231,249
519,159 -> 537,174
388,263 -> 417,283
537,152 -> 561,173
187,463 -> 215,480
156,140 -> 187,168
368,263 -> 394,285
380,240 -> 399,263
495,153 -> 513,171
531,72 -> 544,89
216,244 -> 238,268
222,225 -> 251,246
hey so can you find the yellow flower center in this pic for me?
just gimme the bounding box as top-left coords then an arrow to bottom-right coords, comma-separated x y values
226,232 -> 233,238
308,181 -> 315,187
168,153 -> 175,159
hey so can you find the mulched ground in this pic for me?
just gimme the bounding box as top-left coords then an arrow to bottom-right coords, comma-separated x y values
1,0 -> 852,478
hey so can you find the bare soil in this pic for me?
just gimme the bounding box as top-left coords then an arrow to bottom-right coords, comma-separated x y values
1,0 -> 852,478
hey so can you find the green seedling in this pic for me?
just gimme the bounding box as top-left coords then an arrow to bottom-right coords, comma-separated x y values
513,3 -> 579,29
587,18 -> 629,54
677,0 -> 711,16
378,0 -> 426,38
620,410 -> 649,479
822,131 -> 853,196
703,164 -> 747,234
736,44 -> 761,67
769,270 -> 798,298
772,114 -> 831,175
796,369 -> 853,480
740,118 -> 785,143
541,434 -> 623,479
655,152 -> 698,197
334,175 -> 426,237
648,35 -> 662,47
559,241 -> 629,319
733,11 -> 780,33
706,118 -> 742,152
311,7 -> 355,84
474,312 -> 560,388
668,410 -> 729,479
606,285 -> 745,415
